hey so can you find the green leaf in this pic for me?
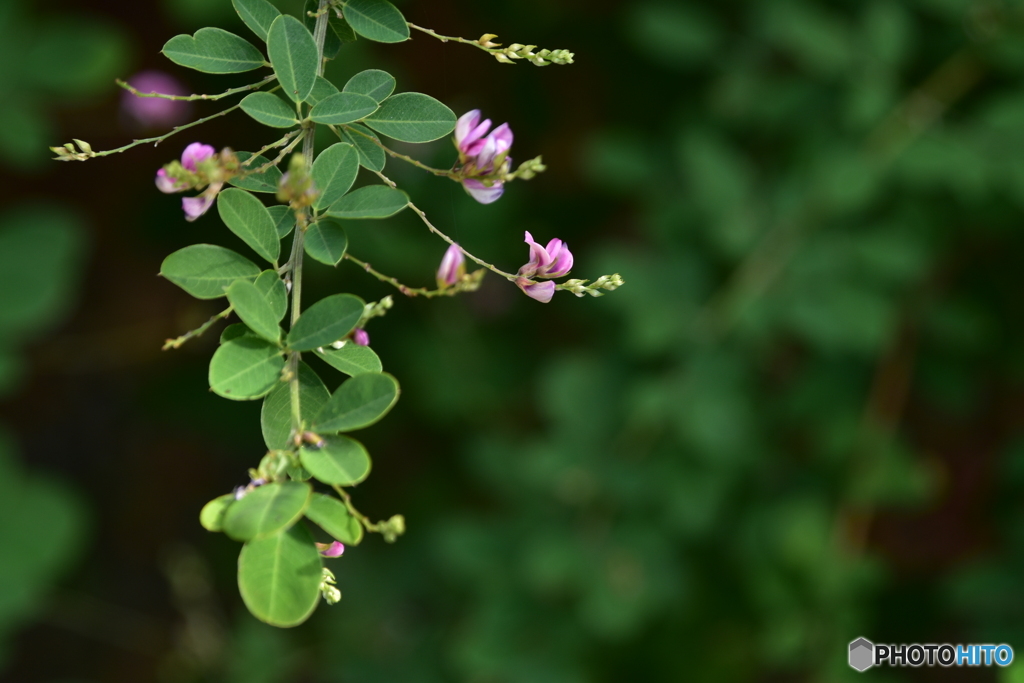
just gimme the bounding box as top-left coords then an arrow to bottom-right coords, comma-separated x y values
316,344 -> 382,376
261,362 -> 329,450
267,15 -> 318,103
342,123 -> 386,172
240,92 -> 298,128
217,188 -> 281,264
313,372 -> 399,432
200,493 -> 235,532
238,524 -> 322,627
311,143 -> 359,210
227,279 -> 282,344
254,270 -> 288,322
305,76 -> 339,106
305,492 -> 364,544
300,435 -> 372,485
221,323 -> 250,344
304,219 -> 348,266
364,92 -> 456,143
267,205 -> 294,238
308,92 -> 379,125
231,152 -> 283,194
324,185 -> 408,219
209,336 -> 285,400
223,481 -> 311,541
287,293 -> 365,351
162,28 -> 266,73
343,69 -> 396,103
160,244 -> 261,300
331,14 -> 358,43
342,0 -> 410,43
232,0 -> 281,42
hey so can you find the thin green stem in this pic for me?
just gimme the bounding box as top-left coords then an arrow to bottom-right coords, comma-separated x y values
332,485 -> 381,532
407,22 -> 495,54
253,133 -> 304,175
339,124 -> 456,177
287,0 -> 331,439
162,306 -> 232,350
243,130 -> 302,167
343,253 -> 455,298
116,75 -> 277,102
374,170 -> 519,281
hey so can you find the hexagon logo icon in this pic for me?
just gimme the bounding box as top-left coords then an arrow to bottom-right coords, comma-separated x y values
849,638 -> 874,672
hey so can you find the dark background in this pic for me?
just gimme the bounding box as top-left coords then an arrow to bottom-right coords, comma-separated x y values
2,0 -> 1024,681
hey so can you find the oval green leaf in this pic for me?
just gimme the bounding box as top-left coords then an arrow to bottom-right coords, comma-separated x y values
316,343 -> 382,376
238,524 -> 322,627
342,123 -> 386,172
200,493 -> 235,532
209,336 -> 285,400
227,279 -> 282,344
217,188 -> 280,264
261,361 -> 330,450
300,435 -> 372,485
240,92 -> 298,128
309,92 -> 379,125
305,75 -> 339,106
267,205 -> 294,238
313,372 -> 399,432
287,293 -> 365,351
161,244 -> 261,299
342,0 -> 410,43
220,323 -> 250,344
304,219 -> 348,266
254,269 -> 288,322
231,152 -> 283,194
324,185 -> 408,219
363,92 -> 456,143
162,28 -> 266,73
305,492 -> 364,545
267,15 -> 318,103
343,69 -> 396,103
223,481 -> 311,541
232,0 -> 281,42
311,143 -> 359,210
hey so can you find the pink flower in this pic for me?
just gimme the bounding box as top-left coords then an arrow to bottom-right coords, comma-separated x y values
518,231 -> 573,279
475,123 -> 513,171
353,328 -> 370,346
515,278 -> 556,303
155,168 -> 186,194
455,109 -> 494,157
316,541 -> 345,558
437,243 -> 465,287
181,142 -> 216,172
462,178 -> 504,204
123,71 -> 191,128
182,193 -> 216,222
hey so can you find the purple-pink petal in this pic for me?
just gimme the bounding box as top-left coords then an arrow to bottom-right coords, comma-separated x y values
462,179 -> 504,204
455,110 -> 481,146
155,168 -> 184,194
353,328 -> 370,346
182,194 -> 215,221
542,239 -> 573,277
489,123 -> 513,154
317,541 -> 345,557
517,279 -> 556,303
437,243 -> 464,287
181,142 -> 216,172
524,231 -> 553,269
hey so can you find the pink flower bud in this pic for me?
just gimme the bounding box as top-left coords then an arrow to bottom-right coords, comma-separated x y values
353,328 -> 370,346
316,541 -> 345,557
436,243 -> 465,287
462,178 -> 504,204
515,278 -> 556,303
181,142 -> 216,172
122,71 -> 191,128
155,168 -> 186,194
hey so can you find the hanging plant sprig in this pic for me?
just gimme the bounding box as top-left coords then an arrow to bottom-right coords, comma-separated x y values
52,0 -> 620,628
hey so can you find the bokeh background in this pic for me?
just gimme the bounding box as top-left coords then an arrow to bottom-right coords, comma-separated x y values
3,0 -> 1024,680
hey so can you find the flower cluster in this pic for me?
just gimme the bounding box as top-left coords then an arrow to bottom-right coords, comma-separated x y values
515,232 -> 573,303
155,142 -> 234,221
454,110 -> 513,204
